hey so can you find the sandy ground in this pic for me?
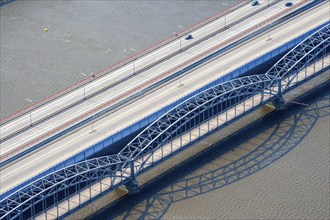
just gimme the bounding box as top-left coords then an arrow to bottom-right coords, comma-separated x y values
92,87 -> 330,220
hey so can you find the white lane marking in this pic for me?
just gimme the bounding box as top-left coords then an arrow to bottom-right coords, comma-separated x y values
0,2 -> 289,135
0,2 -> 319,154
0,4 -> 324,192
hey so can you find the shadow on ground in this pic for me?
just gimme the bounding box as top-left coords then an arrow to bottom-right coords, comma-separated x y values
91,83 -> 330,220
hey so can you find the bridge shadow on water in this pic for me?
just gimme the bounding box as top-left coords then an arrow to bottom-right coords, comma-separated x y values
91,82 -> 330,220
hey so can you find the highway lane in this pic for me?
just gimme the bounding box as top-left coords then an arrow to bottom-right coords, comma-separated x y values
0,0 -> 255,138
0,0 -> 272,140
0,0 -> 309,159
1,2 -> 328,195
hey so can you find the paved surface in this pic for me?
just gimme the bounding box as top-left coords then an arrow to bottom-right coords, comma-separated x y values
1,0 -> 328,195
0,0 -> 284,156
0,0 -> 237,117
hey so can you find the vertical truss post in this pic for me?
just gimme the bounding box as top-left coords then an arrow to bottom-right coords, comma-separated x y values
125,160 -> 140,194
261,82 -> 265,103
313,53 -> 316,74
180,134 -> 183,148
56,194 -> 59,219
42,199 -> 45,219
322,53 -> 324,68
130,159 -> 135,179
78,184 -> 81,206
270,79 -> 286,110
278,78 -> 282,97
31,201 -> 34,220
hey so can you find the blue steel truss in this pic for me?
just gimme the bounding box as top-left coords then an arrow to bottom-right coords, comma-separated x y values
0,23 -> 329,220
118,74 -> 280,172
266,24 -> 330,91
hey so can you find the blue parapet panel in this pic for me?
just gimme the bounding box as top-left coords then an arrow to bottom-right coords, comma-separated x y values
112,132 -> 121,142
87,148 -> 94,158
131,122 -> 140,132
265,52 -> 271,61
121,127 -> 129,138
95,141 -> 104,152
104,136 -> 113,146
150,113 -> 158,123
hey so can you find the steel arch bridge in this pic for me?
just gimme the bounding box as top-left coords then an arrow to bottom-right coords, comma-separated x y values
0,23 -> 329,220
115,93 -> 330,219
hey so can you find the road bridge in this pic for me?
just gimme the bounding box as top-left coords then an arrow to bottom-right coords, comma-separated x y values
0,0 -> 328,196
0,22 -> 329,220
0,0 -> 329,219
1,0 -> 328,196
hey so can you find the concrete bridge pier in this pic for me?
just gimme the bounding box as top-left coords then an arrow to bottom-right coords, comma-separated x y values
125,179 -> 140,194
270,95 -> 286,110
124,160 -> 140,194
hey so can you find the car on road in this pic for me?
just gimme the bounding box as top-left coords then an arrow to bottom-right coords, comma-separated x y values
185,34 -> 193,40
251,0 -> 258,6
285,2 -> 293,7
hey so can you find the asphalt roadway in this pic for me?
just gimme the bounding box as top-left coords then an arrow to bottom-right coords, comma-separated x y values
1,0 -> 329,195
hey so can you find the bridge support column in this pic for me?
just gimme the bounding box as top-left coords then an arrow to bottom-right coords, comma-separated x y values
270,95 -> 286,110
125,178 -> 140,194
272,80 -> 286,110
125,160 -> 140,194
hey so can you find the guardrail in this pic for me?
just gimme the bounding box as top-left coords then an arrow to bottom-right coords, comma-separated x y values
0,0 -> 311,165
0,0 -> 250,125
1,0 -> 276,146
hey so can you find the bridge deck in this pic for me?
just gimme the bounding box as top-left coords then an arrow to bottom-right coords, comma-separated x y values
1,0 -> 300,157
1,1 -> 328,197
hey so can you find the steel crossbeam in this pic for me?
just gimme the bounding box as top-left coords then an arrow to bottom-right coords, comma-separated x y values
0,23 -> 329,220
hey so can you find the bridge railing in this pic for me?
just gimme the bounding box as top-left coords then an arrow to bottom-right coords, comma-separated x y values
0,0 -> 250,125
0,0 -> 311,165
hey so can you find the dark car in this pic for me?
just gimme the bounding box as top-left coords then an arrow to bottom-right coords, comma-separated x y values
285,2 -> 293,7
185,34 -> 193,40
251,0 -> 258,6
